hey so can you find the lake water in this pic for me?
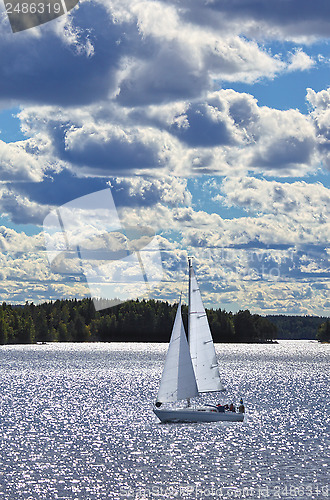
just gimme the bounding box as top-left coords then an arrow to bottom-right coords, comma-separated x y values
0,341 -> 328,500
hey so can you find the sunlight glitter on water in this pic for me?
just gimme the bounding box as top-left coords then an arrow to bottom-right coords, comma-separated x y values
0,341 -> 329,499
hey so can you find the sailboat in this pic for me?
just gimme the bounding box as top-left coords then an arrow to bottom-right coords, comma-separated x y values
153,258 -> 244,423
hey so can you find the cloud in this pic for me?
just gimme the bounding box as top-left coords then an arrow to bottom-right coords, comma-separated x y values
13,87 -> 323,187
0,0 -> 320,111
0,186 -> 50,224
0,0 -> 328,315
287,49 -> 315,72
0,175 -> 328,315
115,33 -> 284,107
62,123 -> 169,174
0,2 -> 127,106
0,225 -> 90,303
165,102 -> 235,148
219,177 -> 330,222
0,138 -> 49,181
0,0 -> 326,200
0,83 -> 326,226
180,0 -> 330,42
0,86 -> 324,229
108,1 -> 288,106
109,177 -> 192,207
17,104 -> 189,177
307,87 -> 330,169
228,95 -> 317,175
11,170 -> 108,207
0,226 -> 44,252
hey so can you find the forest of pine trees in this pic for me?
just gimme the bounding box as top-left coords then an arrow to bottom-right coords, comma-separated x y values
316,319 -> 330,342
0,298 -> 278,345
266,315 -> 329,340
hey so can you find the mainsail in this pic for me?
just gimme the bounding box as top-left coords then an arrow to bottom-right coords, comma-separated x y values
188,259 -> 226,393
156,301 -> 199,403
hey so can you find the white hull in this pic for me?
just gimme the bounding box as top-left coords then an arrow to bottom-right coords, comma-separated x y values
153,407 -> 244,423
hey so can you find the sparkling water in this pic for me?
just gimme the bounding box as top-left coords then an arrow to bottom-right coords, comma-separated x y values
0,341 -> 328,499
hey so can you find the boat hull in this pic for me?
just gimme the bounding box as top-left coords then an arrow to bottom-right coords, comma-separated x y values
153,408 -> 244,423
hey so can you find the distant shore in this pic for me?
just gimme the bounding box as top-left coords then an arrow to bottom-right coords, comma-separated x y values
0,298 -> 328,345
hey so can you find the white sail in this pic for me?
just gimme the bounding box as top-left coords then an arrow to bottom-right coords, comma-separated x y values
156,301 -> 199,403
188,260 -> 226,393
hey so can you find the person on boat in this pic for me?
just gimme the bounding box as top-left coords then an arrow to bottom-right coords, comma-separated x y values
238,398 -> 245,413
216,404 -> 225,413
229,402 -> 236,412
224,404 -> 229,411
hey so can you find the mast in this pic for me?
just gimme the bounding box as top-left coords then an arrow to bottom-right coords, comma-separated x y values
187,257 -> 193,407
188,256 -> 193,344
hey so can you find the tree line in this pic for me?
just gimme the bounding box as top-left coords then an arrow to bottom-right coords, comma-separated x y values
0,298 -> 278,345
316,320 -> 330,343
266,315 -> 329,340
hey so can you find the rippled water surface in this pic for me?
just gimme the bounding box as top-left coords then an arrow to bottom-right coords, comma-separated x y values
0,341 -> 329,499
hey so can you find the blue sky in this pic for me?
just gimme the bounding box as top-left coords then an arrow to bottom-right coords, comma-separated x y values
0,0 -> 329,315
